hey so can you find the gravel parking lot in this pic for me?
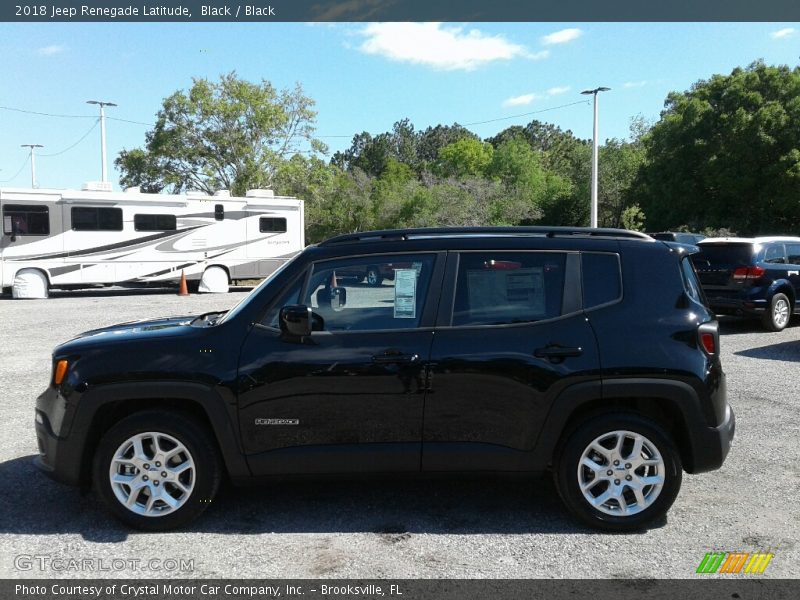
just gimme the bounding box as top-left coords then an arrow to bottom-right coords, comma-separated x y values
0,288 -> 798,579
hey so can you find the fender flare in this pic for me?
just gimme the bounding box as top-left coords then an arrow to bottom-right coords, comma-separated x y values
73,381 -> 250,480
532,378 -> 704,471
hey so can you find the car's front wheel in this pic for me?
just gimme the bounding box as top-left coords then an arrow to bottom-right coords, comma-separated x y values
93,410 -> 221,530
555,413 -> 682,531
762,292 -> 791,332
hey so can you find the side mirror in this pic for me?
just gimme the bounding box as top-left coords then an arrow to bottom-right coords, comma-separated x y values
279,305 -> 312,337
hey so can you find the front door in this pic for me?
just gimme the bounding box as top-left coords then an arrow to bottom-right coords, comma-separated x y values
238,252 -> 444,475
423,250 -> 600,471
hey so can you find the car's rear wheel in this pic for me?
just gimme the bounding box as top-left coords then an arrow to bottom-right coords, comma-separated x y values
555,413 -> 682,531
93,410 -> 221,530
762,292 -> 791,332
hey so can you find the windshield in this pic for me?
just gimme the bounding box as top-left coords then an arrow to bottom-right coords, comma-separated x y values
217,253 -> 303,324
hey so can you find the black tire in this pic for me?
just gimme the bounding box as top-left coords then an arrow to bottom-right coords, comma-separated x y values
554,412 -> 682,532
366,266 -> 383,287
93,410 -> 222,531
761,292 -> 791,332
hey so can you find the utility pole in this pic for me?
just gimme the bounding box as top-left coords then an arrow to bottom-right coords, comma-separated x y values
86,100 -> 117,182
580,87 -> 610,228
20,144 -> 44,188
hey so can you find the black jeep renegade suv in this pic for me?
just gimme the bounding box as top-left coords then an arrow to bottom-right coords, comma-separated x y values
35,227 -> 734,531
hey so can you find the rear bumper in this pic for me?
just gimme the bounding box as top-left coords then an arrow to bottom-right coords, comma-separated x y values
686,403 -> 735,474
706,295 -> 767,317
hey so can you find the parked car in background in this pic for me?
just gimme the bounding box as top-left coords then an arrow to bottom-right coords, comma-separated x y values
648,231 -> 706,245
691,237 -> 800,331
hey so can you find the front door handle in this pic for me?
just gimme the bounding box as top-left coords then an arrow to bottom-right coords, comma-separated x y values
533,345 -> 583,363
372,351 -> 419,365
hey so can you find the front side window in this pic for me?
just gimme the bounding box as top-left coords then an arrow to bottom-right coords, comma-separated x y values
260,217 -> 287,233
72,207 -> 123,231
2,204 -> 49,235
134,213 -> 177,231
452,252 -> 565,326
303,254 -> 435,332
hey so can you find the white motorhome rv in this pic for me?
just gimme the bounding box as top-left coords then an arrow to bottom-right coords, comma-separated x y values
0,184 -> 305,298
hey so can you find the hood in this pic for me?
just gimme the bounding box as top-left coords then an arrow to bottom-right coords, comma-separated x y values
59,315 -> 198,351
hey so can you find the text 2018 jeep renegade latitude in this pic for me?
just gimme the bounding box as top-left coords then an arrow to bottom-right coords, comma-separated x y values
35,227 -> 735,531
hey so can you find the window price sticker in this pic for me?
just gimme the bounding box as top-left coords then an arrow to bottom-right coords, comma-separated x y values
394,269 -> 418,319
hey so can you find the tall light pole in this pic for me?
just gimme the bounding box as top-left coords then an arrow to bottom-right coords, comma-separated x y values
580,86 -> 610,228
21,144 -> 44,188
86,100 -> 117,183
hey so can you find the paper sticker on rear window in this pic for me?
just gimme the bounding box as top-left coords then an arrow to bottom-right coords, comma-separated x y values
394,269 -> 418,318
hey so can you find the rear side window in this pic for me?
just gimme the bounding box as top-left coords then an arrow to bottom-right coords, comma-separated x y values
2,204 -> 49,235
72,207 -> 123,231
134,214 -> 177,231
260,217 -> 287,233
681,257 -> 705,304
582,253 -> 622,308
452,252 -> 565,326
764,244 -> 786,264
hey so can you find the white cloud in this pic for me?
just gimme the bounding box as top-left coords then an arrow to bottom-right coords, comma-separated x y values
540,28 -> 583,46
358,23 -> 538,71
623,80 -> 648,89
547,86 -> 571,96
502,93 -> 541,107
37,45 -> 65,56
770,28 -> 795,39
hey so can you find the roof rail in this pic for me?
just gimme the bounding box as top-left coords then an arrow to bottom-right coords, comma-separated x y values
319,226 -> 652,246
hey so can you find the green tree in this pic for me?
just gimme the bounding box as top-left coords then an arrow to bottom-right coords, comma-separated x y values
116,73 -> 324,195
437,138 -> 494,178
638,61 -> 800,234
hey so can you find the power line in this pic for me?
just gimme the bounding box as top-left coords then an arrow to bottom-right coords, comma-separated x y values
0,105 -> 96,119
0,155 -> 30,183
39,119 -> 100,157
462,99 -> 590,127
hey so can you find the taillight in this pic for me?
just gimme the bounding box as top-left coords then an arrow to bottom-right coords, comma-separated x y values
733,266 -> 765,280
700,332 -> 716,355
53,360 -> 69,385
698,322 -> 719,356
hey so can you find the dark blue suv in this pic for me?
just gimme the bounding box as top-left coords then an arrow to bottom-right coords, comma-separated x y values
692,237 -> 800,331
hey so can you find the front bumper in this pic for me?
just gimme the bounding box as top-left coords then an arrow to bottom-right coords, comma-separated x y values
686,403 -> 736,474
34,386 -> 85,486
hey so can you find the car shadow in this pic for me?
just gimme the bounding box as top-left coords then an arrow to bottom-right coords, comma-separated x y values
734,340 -> 800,362
0,455 -> 663,540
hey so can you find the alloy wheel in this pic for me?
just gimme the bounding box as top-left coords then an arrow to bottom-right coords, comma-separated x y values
108,431 -> 196,517
577,430 -> 665,517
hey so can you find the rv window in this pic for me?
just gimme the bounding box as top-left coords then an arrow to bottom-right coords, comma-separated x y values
259,217 -> 287,233
72,207 -> 123,231
214,204 -> 224,221
2,204 -> 49,236
134,214 -> 177,231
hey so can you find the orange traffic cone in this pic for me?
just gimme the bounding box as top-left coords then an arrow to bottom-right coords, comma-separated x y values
178,270 -> 189,296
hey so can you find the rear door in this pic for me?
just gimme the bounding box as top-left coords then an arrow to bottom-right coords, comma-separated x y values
422,249 -> 600,472
785,243 -> 800,312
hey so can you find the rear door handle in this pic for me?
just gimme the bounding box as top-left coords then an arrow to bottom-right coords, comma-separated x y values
534,345 -> 583,363
372,352 -> 419,365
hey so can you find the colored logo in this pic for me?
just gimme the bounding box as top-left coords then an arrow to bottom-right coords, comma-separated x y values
696,552 -> 774,574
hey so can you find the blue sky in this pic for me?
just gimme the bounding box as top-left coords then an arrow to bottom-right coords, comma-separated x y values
0,22 -> 798,190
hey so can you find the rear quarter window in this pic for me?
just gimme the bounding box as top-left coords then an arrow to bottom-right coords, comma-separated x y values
680,256 -> 706,304
582,252 -> 622,309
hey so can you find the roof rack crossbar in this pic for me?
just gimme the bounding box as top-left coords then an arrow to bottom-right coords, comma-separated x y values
319,226 -> 651,246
